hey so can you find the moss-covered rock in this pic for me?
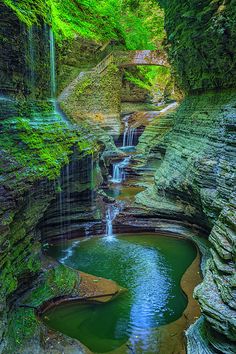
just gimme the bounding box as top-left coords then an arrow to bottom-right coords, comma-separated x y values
59,63 -> 123,135
4,261 -> 81,353
0,96 -> 101,352
159,0 -> 236,92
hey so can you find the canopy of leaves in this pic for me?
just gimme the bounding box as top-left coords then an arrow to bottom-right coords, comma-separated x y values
125,66 -> 171,101
3,0 -> 165,50
125,65 -> 171,91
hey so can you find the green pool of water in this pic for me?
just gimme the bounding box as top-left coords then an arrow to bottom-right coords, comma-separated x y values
43,234 -> 196,353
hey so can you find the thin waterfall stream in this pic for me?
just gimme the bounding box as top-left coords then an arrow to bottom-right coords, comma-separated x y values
105,205 -> 120,239
111,156 -> 131,184
41,105 -> 200,354
49,28 -> 56,102
122,115 -> 137,149
28,26 -> 36,97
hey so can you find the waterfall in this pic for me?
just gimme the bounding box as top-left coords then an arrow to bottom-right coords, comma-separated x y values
28,26 -> 36,97
65,163 -> 71,237
90,154 -> 95,206
58,177 -> 64,236
49,28 -> 56,101
122,115 -> 136,148
126,127 -> 136,147
105,205 -> 119,239
111,156 -> 131,184
123,126 -> 136,147
48,27 -> 70,120
122,120 -> 129,147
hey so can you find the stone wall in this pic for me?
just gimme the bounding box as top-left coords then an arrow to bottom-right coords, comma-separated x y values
59,64 -> 123,135
57,38 -> 105,95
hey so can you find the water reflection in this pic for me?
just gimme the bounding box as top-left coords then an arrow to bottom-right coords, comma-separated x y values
44,234 -> 196,353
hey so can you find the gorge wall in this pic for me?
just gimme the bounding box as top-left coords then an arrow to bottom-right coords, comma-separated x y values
0,4 -> 106,352
133,1 -> 236,352
135,91 -> 236,352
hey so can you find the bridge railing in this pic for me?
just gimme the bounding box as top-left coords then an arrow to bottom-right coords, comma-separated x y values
114,50 -> 169,67
94,52 -> 114,74
93,50 -> 168,74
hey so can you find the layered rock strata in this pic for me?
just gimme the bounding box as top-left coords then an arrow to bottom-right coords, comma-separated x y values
133,91 -> 236,353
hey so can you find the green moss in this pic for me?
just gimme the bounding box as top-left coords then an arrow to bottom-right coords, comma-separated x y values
6,263 -> 80,351
24,264 -> 79,307
7,308 -> 38,348
76,77 -> 93,96
124,66 -> 171,101
0,116 -> 98,181
159,0 -> 236,92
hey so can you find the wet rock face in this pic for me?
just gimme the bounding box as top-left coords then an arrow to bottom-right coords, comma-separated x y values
159,0 -> 236,92
40,153 -> 103,242
0,175 -> 55,350
0,4 -> 51,99
154,7 -> 236,350
0,3 -> 26,96
194,204 -> 236,353
136,90 -> 236,352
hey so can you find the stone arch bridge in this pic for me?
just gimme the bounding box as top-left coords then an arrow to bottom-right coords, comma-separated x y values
59,50 -> 169,134
95,50 -> 169,73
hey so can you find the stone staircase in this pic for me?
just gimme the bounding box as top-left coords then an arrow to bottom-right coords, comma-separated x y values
58,50 -> 168,103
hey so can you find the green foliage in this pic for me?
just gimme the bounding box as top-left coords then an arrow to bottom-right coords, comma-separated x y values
159,0 -> 236,91
0,116 -> 97,181
125,66 -> 171,97
3,0 -> 48,25
3,0 -> 165,50
121,0 -> 165,50
76,76 -> 93,96
1,265 -> 18,295
6,263 -> 79,349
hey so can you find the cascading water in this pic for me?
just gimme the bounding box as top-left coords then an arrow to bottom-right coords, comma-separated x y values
49,28 -> 56,102
125,127 -> 136,147
28,26 -> 36,97
65,164 -> 71,237
122,119 -> 129,147
90,154 -> 95,206
111,156 -> 131,184
57,176 -> 64,236
122,115 -> 136,148
48,27 -> 69,121
105,205 -> 120,239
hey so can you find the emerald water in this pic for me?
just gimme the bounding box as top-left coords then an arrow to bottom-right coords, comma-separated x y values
43,234 -> 196,353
